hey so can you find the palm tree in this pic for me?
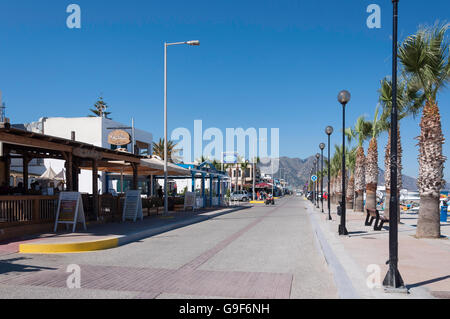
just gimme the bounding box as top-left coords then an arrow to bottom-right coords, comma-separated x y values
379,76 -> 423,219
240,160 -> 250,191
331,145 -> 345,205
152,138 -> 179,162
345,117 -> 372,212
89,96 -> 112,119
399,24 -> 449,238
330,147 -> 342,204
365,106 -> 384,211
346,147 -> 357,209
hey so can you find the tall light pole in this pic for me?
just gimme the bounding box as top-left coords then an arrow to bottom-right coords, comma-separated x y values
164,40 -> 200,215
383,0 -> 405,290
338,90 -> 351,235
319,143 -> 325,213
326,126 -> 334,220
313,160 -> 317,205
315,153 -> 320,208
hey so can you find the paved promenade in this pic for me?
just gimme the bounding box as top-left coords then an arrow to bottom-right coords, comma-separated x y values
0,197 -> 337,299
305,198 -> 450,299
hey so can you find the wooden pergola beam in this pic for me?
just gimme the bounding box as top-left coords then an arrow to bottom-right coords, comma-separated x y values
0,131 -> 72,153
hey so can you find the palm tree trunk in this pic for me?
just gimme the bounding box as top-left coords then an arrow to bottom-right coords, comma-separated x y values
346,174 -> 355,209
354,146 -> 366,212
384,127 -> 402,222
417,101 -> 445,238
235,164 -> 239,192
365,138 -> 378,211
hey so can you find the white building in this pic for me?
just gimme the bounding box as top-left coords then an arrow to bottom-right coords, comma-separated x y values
25,117 -> 153,194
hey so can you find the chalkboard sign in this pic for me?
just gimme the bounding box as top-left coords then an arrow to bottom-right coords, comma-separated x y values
54,192 -> 86,232
122,190 -> 143,222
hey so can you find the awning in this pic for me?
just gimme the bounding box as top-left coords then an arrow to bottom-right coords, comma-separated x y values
81,157 -> 190,176
255,182 -> 272,189
139,158 -> 190,176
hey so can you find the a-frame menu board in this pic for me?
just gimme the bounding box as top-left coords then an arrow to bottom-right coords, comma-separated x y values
122,190 -> 144,222
54,192 -> 87,232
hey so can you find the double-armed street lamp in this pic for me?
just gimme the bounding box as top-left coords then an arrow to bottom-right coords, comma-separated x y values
319,143 -> 325,213
338,90 -> 351,235
325,126 -> 334,220
315,153 -> 320,208
163,40 -> 200,215
383,0 -> 405,291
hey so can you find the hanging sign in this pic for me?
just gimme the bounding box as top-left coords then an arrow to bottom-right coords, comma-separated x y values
311,175 -> 318,182
223,152 -> 238,164
54,192 -> 86,232
108,130 -> 131,146
122,190 -> 144,222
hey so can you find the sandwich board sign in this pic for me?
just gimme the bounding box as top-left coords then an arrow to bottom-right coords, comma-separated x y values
54,192 -> 86,232
122,190 -> 143,222
184,192 -> 196,211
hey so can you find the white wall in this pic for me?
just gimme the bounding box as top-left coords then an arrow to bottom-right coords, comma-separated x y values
29,117 -> 153,194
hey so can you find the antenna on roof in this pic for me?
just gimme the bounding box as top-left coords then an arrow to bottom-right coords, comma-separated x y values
0,90 -> 6,123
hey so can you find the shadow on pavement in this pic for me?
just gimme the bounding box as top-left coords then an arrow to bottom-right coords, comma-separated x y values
0,257 -> 57,275
407,275 -> 450,289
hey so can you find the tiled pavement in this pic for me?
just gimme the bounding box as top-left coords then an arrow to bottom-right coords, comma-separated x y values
0,199 -> 306,299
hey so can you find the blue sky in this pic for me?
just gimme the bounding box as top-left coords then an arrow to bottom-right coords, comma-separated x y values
0,0 -> 449,178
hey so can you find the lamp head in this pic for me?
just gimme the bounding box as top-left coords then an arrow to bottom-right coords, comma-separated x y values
186,40 -> 200,46
319,143 -> 325,150
316,153 -> 320,159
338,90 -> 351,105
325,126 -> 334,135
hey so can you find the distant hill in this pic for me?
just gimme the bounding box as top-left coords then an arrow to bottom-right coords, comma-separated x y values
277,156 -> 423,191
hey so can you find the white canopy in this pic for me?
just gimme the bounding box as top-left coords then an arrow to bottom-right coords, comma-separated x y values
37,167 -> 64,181
140,158 -> 190,176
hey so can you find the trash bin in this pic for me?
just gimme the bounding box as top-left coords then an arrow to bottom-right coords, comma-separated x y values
441,206 -> 448,222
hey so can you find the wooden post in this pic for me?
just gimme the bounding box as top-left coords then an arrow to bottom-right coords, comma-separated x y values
92,159 -> 99,220
23,155 -> 30,193
72,158 -> 79,192
4,145 -> 10,186
132,163 -> 138,190
32,197 -> 40,223
64,152 -> 73,191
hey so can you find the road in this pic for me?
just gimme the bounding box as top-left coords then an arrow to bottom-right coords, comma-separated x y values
0,197 -> 338,299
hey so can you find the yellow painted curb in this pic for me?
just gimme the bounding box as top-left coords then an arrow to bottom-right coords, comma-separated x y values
19,237 -> 119,254
250,201 -> 265,204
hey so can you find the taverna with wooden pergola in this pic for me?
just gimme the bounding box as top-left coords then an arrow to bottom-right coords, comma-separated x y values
0,121 -> 230,242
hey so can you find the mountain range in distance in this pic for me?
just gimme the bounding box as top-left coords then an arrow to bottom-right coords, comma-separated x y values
275,156 -> 448,191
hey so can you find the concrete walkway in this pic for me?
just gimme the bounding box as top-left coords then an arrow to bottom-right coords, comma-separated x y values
0,196 -> 337,299
0,206 -> 250,254
304,198 -> 450,299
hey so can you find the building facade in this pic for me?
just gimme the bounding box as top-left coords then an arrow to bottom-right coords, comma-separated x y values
25,117 -> 153,194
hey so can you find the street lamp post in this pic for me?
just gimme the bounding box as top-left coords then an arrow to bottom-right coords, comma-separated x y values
325,126 -> 334,220
338,90 -> 351,235
164,40 -> 200,215
383,0 -> 405,291
319,143 -> 325,213
313,160 -> 317,205
315,153 -> 320,208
